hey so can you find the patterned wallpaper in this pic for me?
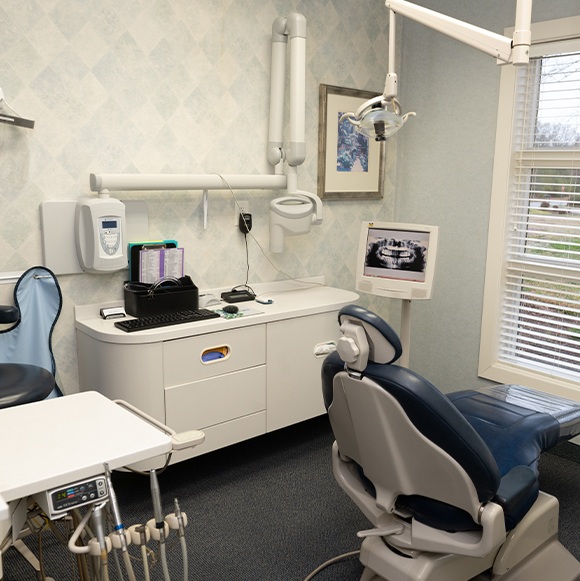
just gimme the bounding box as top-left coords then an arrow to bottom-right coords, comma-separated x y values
0,0 -> 394,392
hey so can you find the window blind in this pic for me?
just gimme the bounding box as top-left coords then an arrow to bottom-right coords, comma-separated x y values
501,50 -> 580,381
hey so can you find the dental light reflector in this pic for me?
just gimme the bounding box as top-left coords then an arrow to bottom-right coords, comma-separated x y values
341,95 -> 415,142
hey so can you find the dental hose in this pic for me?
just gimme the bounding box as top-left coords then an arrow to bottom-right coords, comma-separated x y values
104,463 -> 136,581
137,525 -> 151,581
174,498 -> 188,581
150,469 -> 171,581
91,504 -> 110,581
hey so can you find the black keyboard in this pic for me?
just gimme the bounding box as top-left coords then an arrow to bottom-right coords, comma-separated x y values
114,309 -> 220,332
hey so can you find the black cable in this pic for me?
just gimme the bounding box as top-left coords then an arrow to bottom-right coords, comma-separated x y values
244,233 -> 250,286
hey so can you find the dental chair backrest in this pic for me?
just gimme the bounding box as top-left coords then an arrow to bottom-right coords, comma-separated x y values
322,305 -> 502,527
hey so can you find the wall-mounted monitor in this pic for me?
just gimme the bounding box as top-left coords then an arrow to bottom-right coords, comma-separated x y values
356,221 -> 439,300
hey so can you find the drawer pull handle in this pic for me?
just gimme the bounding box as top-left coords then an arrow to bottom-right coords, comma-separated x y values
201,345 -> 231,364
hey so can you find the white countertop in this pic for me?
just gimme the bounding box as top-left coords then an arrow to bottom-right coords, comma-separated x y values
75,277 -> 359,345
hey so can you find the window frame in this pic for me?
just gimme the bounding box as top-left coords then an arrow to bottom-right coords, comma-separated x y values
479,15 -> 580,400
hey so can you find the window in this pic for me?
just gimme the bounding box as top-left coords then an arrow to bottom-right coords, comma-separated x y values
480,16 -> 580,399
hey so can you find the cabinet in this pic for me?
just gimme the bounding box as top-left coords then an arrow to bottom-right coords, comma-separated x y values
75,281 -> 358,463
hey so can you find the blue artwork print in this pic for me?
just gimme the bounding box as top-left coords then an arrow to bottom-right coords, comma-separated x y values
336,112 -> 370,172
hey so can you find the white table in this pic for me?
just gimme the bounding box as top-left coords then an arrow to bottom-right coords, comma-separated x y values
0,391 -> 174,578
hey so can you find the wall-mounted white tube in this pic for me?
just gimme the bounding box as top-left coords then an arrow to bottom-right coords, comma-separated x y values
268,17 -> 288,167
90,173 -> 287,193
287,13 -> 306,167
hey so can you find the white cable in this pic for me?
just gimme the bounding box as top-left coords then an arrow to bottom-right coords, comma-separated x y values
128,524 -> 151,581
141,544 -> 151,581
123,550 -> 136,581
68,508 -> 93,554
160,539 -> 171,581
302,550 -> 360,581
180,536 -> 188,581
167,499 -> 188,581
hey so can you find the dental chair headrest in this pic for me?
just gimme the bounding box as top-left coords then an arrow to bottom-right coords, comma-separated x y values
336,305 -> 402,372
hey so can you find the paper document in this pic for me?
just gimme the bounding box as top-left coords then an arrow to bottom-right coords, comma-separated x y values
140,248 -> 184,283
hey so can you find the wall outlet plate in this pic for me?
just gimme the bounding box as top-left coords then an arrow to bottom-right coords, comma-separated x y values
234,200 -> 249,224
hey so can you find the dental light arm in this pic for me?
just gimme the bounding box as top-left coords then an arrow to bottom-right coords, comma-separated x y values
340,9 -> 415,141
343,0 -> 533,141
386,0 -> 532,64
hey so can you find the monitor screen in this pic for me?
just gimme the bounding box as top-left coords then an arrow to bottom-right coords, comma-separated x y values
356,222 -> 439,300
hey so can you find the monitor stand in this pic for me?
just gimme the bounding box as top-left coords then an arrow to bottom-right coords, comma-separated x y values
399,299 -> 411,368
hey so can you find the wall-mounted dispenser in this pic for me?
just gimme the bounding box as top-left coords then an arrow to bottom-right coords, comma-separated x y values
75,196 -> 127,273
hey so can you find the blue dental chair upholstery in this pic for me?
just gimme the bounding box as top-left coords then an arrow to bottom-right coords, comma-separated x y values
322,305 -> 580,581
0,267 -> 62,409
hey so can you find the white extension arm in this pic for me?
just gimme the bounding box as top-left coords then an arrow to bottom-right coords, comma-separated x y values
90,173 -> 287,193
385,0 -> 532,65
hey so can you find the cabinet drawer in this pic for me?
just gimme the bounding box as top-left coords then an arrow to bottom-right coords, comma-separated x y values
163,325 -> 266,387
165,366 -> 266,432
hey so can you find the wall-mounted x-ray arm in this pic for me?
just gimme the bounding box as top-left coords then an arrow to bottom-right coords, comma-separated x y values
267,14 -> 322,252
342,0 -> 533,141
90,14 -> 318,212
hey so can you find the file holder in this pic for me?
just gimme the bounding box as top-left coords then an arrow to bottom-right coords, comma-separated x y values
123,276 -> 199,317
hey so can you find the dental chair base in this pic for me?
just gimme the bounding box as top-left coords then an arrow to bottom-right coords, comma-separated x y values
350,488 -> 578,581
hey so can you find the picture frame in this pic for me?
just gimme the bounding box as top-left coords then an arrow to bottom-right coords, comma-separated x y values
317,84 -> 385,200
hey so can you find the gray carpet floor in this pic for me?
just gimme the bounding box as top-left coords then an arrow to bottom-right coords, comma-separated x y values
2,416 -> 579,580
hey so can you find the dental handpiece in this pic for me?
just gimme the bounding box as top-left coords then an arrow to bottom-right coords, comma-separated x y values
104,463 -> 128,551
150,469 -> 165,533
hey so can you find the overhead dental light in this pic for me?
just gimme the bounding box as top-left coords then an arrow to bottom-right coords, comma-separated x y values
341,10 -> 415,142
341,0 -> 533,142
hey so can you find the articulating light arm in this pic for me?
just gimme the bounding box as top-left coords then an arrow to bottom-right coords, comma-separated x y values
343,0 -> 533,142
340,9 -> 415,142
386,0 -> 532,64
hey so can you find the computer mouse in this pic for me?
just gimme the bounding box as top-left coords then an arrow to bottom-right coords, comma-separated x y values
222,305 -> 239,314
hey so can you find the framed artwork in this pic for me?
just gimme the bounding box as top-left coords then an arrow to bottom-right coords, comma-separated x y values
317,84 -> 385,200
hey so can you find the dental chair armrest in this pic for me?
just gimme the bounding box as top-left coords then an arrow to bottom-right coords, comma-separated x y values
0,305 -> 19,324
494,465 -> 538,531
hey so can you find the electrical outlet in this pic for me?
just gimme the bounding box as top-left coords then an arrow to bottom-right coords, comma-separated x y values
234,200 -> 250,224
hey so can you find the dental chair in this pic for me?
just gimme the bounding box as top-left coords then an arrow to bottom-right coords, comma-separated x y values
321,305 -> 580,581
0,266 -> 62,409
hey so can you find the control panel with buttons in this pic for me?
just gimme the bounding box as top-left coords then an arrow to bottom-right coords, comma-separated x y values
34,476 -> 108,519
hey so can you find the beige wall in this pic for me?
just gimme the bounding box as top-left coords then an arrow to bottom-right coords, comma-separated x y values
0,0 -> 394,393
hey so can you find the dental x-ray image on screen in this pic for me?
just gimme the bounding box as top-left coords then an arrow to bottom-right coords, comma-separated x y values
356,222 -> 438,300
364,227 -> 429,282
